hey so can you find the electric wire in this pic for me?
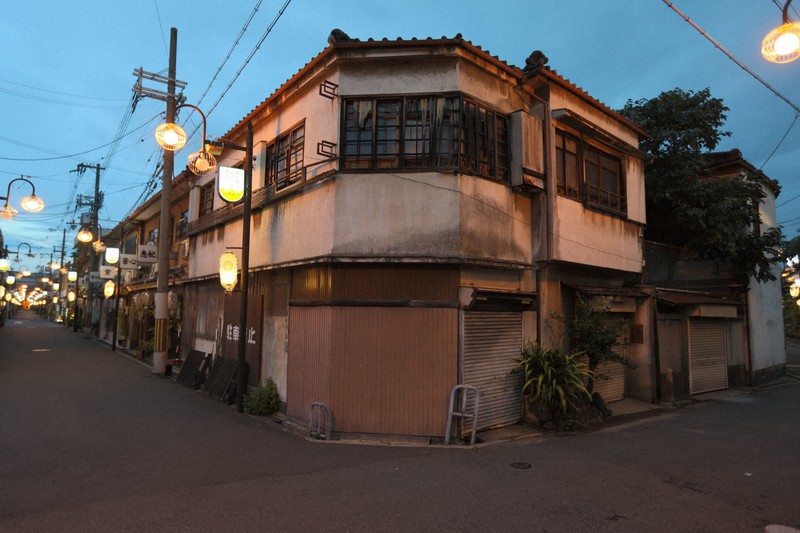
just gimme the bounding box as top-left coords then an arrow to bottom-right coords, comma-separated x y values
662,0 -> 800,114
189,0 -> 293,140
0,78 -> 129,102
0,114 -> 160,162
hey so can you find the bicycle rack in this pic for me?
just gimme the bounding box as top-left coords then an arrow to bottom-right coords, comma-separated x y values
308,402 -> 333,440
444,385 -> 480,446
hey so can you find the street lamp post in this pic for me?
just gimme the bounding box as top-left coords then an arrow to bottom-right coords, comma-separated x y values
156,102 -> 251,412
0,176 -> 45,220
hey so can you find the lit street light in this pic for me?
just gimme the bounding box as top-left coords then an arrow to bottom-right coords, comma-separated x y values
0,176 -> 45,220
762,0 -> 800,63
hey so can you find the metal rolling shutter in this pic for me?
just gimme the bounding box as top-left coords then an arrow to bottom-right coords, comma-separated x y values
690,318 -> 727,394
592,317 -> 628,402
462,311 -> 523,433
593,362 -> 625,402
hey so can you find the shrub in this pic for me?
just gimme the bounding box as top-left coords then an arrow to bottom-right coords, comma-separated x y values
244,378 -> 281,416
518,340 -> 594,424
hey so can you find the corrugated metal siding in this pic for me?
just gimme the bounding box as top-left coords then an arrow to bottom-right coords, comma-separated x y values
462,311 -> 523,433
690,318 -> 727,394
330,307 -> 457,436
594,362 -> 625,402
593,317 -> 627,402
286,306 -> 333,421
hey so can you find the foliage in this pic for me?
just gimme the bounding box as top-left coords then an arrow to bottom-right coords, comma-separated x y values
619,87 -> 782,284
244,378 -> 281,416
517,340 -> 594,423
564,296 -> 634,373
782,235 -> 800,338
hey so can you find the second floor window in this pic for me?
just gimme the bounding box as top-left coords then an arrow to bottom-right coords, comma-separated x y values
555,129 -> 626,216
266,123 -> 305,190
199,181 -> 214,217
343,94 -> 509,182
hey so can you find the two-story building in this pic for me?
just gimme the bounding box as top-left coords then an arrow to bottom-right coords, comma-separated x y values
180,32 -> 649,439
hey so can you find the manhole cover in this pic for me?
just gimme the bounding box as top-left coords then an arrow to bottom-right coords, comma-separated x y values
511,462 -> 531,470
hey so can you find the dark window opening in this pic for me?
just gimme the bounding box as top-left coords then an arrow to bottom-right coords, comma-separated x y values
555,129 -> 626,216
343,94 -> 508,182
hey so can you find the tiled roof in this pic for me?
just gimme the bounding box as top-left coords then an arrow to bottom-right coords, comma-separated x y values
223,32 -> 647,140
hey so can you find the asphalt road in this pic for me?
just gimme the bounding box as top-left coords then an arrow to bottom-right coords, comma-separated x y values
1,310 -> 799,532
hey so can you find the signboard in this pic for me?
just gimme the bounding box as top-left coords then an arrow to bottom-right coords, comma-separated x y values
222,293 -> 263,386
88,272 -> 100,283
137,244 -> 157,264
99,266 -> 118,279
119,254 -> 139,270
218,166 -> 245,203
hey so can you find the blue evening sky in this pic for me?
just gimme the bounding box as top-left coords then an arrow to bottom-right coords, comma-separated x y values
1,0 -> 797,265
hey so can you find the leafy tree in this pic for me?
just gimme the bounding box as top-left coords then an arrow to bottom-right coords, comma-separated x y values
619,88 -> 781,284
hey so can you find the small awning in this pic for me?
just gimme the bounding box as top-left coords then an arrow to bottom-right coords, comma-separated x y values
655,290 -> 743,307
552,108 -> 645,158
567,284 -> 648,298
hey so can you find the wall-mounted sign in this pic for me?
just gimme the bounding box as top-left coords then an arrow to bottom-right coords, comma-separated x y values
137,244 -> 157,264
218,166 -> 244,203
119,254 -> 139,270
99,266 -> 118,279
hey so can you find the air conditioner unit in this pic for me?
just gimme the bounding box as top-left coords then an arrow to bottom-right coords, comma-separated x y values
509,110 -> 545,190
180,240 -> 190,259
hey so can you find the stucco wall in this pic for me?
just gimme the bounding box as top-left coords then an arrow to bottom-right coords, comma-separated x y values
554,198 -> 643,273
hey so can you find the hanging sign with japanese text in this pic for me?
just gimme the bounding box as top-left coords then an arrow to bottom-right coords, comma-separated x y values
99,266 -> 118,279
137,244 -> 157,264
119,254 -> 139,270
222,292 -> 263,386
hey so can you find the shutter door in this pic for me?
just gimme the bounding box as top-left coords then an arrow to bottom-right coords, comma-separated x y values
592,317 -> 627,402
593,362 -> 625,402
462,311 -> 523,433
690,318 -> 727,394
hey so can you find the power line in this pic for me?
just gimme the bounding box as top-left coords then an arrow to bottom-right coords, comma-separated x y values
0,78 -> 129,102
199,0 -> 293,125
0,114 -> 159,161
662,0 -> 800,114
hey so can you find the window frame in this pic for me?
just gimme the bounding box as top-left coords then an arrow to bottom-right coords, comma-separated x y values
342,93 -> 509,183
265,121 -> 305,191
198,180 -> 215,217
555,128 -> 626,217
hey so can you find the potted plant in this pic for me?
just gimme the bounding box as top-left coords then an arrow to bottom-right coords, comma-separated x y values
517,340 -> 594,429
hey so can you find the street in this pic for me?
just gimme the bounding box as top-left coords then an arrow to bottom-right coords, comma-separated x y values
1,310 -> 799,532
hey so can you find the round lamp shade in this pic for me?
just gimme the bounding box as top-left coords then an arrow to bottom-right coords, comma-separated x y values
762,22 -> 800,63
155,123 -> 187,151
188,150 -> 218,175
20,194 -> 45,213
77,228 -> 93,243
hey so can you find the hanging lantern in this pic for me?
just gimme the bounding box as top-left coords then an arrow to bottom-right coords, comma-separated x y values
218,166 -> 245,203
791,285 -> 800,299
219,252 -> 239,293
762,21 -> 800,63
52,296 -> 58,304
5,275 -> 14,285
0,258 -> 9,271
188,150 -> 218,176
77,227 -> 93,243
103,280 -> 115,299
0,286 -> 5,298
68,271 -> 78,282
67,291 -> 76,302
105,247 -> 120,265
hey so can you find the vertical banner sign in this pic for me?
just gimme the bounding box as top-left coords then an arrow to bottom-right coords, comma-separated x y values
222,292 -> 263,386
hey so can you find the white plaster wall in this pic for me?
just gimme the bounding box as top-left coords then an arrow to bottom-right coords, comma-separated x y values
554,197 -> 643,273
748,185 -> 785,371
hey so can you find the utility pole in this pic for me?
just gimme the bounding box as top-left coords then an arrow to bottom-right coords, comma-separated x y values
74,163 -> 104,335
132,27 -> 186,374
